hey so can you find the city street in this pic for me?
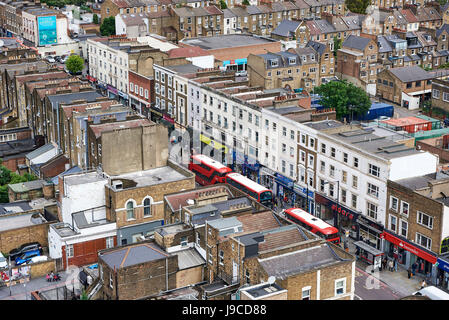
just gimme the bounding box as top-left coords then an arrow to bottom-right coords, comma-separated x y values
354,266 -> 403,300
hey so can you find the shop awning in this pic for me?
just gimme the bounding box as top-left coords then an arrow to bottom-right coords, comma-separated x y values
380,231 -> 437,264
437,253 -> 449,272
354,241 -> 384,257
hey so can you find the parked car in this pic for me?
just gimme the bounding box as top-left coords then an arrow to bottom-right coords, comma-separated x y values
54,56 -> 61,62
27,255 -> 47,264
60,55 -> 68,63
0,252 -> 8,269
235,70 -> 247,77
45,56 -> 56,63
9,242 -> 42,261
15,249 -> 41,266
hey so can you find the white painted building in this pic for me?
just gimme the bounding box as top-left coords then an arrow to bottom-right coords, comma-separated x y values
308,120 -> 438,248
48,171 -> 116,268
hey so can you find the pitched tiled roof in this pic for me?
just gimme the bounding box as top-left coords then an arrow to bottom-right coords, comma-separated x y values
271,19 -> 302,37
236,211 -> 282,233
342,35 -> 371,51
401,9 -> 418,23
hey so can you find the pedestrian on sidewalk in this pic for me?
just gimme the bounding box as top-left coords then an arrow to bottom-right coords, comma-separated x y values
388,259 -> 394,272
394,258 -> 398,272
407,268 -> 412,279
382,257 -> 387,271
412,262 -> 417,276
420,279 -> 427,290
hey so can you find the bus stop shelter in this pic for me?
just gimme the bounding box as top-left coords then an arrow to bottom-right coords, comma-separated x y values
354,240 -> 384,270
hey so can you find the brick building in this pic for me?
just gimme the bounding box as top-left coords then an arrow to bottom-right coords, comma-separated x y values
128,70 -> 154,117
376,65 -> 433,109
384,173 -> 449,283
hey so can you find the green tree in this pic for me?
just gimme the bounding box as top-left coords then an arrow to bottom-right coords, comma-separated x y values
242,0 -> 250,5
345,0 -> 370,14
100,16 -> 116,36
0,159 -> 38,203
93,13 -> 99,25
66,55 -> 84,74
219,0 -> 227,9
314,80 -> 371,120
333,36 -> 342,57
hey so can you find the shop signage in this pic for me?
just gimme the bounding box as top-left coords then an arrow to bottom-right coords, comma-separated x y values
358,215 -> 384,233
150,109 -> 162,117
380,231 -> 437,264
293,183 -> 314,198
275,173 -> 294,188
163,114 -> 175,123
107,85 -> 118,95
437,257 -> 449,272
86,75 -> 97,82
331,203 -> 356,220
200,134 -> 228,153
118,91 -> 128,99
260,166 -> 276,177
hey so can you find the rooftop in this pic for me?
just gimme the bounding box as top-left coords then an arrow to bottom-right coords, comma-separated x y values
389,65 -> 434,82
0,212 -> 46,232
304,119 -> 344,131
181,34 -> 277,50
109,165 -> 189,189
258,244 -> 344,279
89,118 -> 153,138
8,179 -> 49,193
100,242 -> 169,269
381,116 -> 432,127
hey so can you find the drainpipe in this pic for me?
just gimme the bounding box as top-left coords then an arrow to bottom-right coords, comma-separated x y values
165,257 -> 168,291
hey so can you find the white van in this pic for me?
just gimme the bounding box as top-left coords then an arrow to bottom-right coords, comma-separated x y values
413,286 -> 449,300
0,252 -> 7,269
28,255 -> 48,264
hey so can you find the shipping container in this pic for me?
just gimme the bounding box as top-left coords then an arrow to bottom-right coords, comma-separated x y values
354,103 -> 394,121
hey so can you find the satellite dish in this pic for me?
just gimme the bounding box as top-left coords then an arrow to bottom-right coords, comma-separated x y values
268,276 -> 276,285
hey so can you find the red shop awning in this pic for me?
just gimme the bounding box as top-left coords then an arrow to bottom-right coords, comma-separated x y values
380,231 -> 437,264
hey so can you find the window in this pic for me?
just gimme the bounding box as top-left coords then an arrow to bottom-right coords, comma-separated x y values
106,237 -> 114,249
290,130 -> 295,140
310,138 -> 315,149
66,244 -> 74,258
245,269 -> 250,284
331,147 -> 336,157
417,211 -> 433,229
196,232 -> 201,246
390,196 -> 398,211
126,200 -> 135,220
109,272 -> 113,289
302,286 -> 311,300
321,143 -> 326,154
219,250 -> 224,265
400,219 -> 408,237
351,194 -> 357,208
329,165 -> 335,177
320,160 -> 325,173
416,233 -> 432,250
143,198 -> 152,217
341,189 -> 347,204
367,183 -> 379,198
367,202 -> 378,220
433,89 -> 440,99
329,183 -> 335,197
400,201 -> 409,216
343,153 -> 348,163
353,157 -> 359,168
335,278 -> 346,296
389,215 -> 397,232
282,143 -> 286,153
443,92 -> 449,102
308,154 -> 314,167
342,171 -> 347,184
369,164 -> 380,177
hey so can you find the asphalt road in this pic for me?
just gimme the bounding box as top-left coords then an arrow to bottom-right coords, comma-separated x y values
354,266 -> 404,300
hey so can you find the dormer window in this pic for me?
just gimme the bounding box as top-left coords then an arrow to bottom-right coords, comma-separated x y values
289,57 -> 296,64
270,59 -> 278,67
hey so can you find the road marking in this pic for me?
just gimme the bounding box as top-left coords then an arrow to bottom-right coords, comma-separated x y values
354,294 -> 363,300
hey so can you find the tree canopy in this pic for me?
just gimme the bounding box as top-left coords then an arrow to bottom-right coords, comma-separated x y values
345,0 -> 370,14
333,36 -> 342,57
314,80 -> 371,120
219,0 -> 227,9
242,0 -> 250,5
100,16 -> 116,36
0,160 -> 37,203
41,0 -> 86,8
66,55 -> 84,74
93,13 -> 99,25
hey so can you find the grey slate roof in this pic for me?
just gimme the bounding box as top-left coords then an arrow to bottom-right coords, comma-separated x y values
207,216 -> 242,231
47,91 -> 101,111
342,35 -> 371,51
271,19 -> 302,37
100,243 -> 169,269
306,40 -> 326,56
377,35 -> 393,53
436,24 -> 449,38
258,244 -> 342,279
174,248 -> 205,270
389,65 -> 434,82
25,143 -> 56,161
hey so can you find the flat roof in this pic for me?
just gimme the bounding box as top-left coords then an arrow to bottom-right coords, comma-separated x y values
0,212 -> 46,232
111,165 -> 189,188
63,171 -> 108,187
382,116 -> 432,127
181,34 -> 276,50
304,119 -> 345,131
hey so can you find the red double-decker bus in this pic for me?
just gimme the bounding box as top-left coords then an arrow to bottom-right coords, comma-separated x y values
225,172 -> 273,206
188,154 -> 232,185
284,208 -> 340,244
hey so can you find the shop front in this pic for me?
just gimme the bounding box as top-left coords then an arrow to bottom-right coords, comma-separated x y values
97,81 -> 107,94
357,215 -> 384,250
293,183 -> 314,214
231,149 -> 258,181
436,254 -> 449,290
274,173 -> 295,206
314,192 -> 360,240
381,231 -> 437,281
107,85 -> 118,99
117,91 -> 129,106
260,166 -> 275,190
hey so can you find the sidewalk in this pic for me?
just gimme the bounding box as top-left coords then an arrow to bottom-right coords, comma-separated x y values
345,238 -> 424,297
